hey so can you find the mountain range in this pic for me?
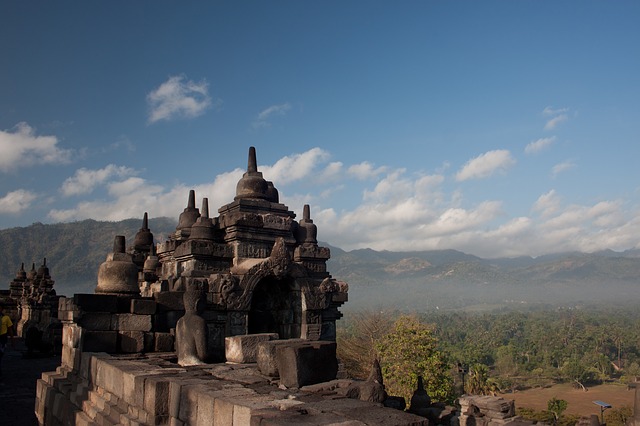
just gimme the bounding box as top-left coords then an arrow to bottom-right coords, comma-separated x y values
2,219 -> 639,311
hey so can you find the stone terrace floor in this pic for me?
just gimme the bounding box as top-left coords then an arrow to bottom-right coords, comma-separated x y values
0,339 -> 61,426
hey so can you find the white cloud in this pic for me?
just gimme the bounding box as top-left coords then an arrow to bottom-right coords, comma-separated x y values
542,106 -> 569,116
533,190 -> 561,216
415,174 -> 445,202
261,147 -> 331,185
525,136 -> 556,155
544,114 -> 568,130
36,147 -> 640,259
421,201 -> 503,236
363,169 -> 412,202
347,161 -> 388,180
318,161 -> 343,182
541,106 -> 571,130
61,165 -> 137,196
147,75 -> 214,123
252,103 -> 291,128
455,150 -> 516,181
0,189 -> 37,214
0,122 -> 73,172
551,160 -> 576,178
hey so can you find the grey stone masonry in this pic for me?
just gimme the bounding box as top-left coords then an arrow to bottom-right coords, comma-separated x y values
225,332 -> 278,363
257,338 -> 305,377
276,340 -> 339,388
36,352 -> 429,426
458,395 -> 533,426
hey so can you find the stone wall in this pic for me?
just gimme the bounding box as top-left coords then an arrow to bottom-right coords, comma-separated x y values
58,293 -> 177,372
458,395 -> 533,426
36,351 -> 430,425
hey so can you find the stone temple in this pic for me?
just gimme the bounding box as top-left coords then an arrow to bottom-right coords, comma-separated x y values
32,147 -> 548,425
34,147 -> 436,425
93,145 -> 349,360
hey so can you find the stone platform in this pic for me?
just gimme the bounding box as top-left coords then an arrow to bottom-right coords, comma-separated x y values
36,351 -> 429,425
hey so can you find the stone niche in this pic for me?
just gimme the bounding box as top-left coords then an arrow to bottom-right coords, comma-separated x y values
61,146 -> 348,362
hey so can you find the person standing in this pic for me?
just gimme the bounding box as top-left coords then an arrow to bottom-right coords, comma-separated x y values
0,305 -> 15,379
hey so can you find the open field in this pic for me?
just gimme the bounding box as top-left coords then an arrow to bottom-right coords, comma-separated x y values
498,383 -> 634,417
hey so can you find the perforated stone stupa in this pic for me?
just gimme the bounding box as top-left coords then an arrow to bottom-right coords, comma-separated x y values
150,146 -> 348,357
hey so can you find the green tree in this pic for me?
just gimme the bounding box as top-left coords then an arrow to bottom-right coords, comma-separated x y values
337,310 -> 394,379
561,358 -> 593,391
604,405 -> 633,426
376,315 -> 454,404
547,397 -> 568,426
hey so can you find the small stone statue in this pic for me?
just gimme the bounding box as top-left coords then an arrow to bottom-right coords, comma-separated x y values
408,375 -> 432,416
176,285 -> 209,366
346,358 -> 387,403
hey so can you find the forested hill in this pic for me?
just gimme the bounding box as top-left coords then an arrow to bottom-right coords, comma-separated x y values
1,219 -> 640,310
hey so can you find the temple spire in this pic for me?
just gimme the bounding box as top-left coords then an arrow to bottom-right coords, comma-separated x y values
114,235 -> 126,253
248,146 -> 258,173
176,190 -> 200,234
187,189 -> 196,209
201,198 -> 209,218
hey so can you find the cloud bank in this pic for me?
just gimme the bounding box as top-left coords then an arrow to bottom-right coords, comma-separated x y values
0,122 -> 73,172
0,189 -> 37,214
34,147 -> 640,258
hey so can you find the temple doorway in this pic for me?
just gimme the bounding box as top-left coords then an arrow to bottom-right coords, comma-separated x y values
247,276 -> 302,339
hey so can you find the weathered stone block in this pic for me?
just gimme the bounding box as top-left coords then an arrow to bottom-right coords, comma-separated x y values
144,332 -> 155,352
116,295 -> 135,313
213,397 -> 234,425
232,394 -> 274,424
195,388 -> 217,426
74,293 -> 118,312
178,383 -> 207,425
225,333 -> 278,363
168,379 -> 206,420
128,370 -> 168,410
62,345 -> 81,370
154,332 -> 175,352
83,330 -> 118,352
112,313 -> 152,332
276,341 -> 338,388
144,376 -> 171,420
257,338 -> 304,376
154,311 -> 183,332
35,379 -> 49,424
79,351 -> 107,382
131,298 -> 157,315
62,323 -> 82,348
119,331 -> 145,353
78,312 -> 113,331
154,291 -> 185,311
95,358 -> 125,399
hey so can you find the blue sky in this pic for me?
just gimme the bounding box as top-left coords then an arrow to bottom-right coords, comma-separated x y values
1,1 -> 639,258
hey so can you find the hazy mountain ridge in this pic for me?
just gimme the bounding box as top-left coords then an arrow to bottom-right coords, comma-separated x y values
0,218 -> 178,295
325,243 -> 640,310
1,220 -> 639,310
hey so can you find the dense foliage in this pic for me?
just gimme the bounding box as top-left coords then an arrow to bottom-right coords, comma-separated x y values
423,307 -> 640,391
376,315 -> 454,404
338,306 -> 640,412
